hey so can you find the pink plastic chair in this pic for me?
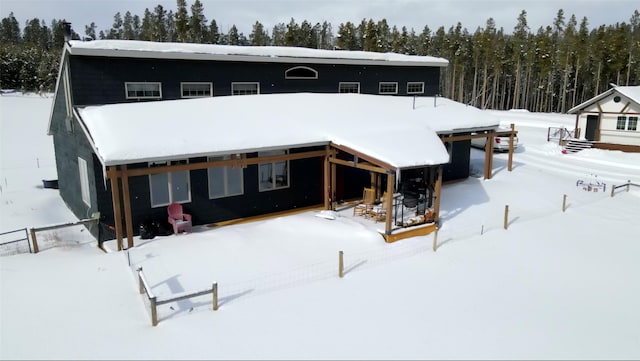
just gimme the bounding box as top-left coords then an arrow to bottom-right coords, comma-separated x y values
167,203 -> 192,234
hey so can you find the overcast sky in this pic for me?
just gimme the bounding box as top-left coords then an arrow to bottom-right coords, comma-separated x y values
1,0 -> 638,37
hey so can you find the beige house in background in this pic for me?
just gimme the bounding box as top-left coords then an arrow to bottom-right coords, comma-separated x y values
568,85 -> 640,152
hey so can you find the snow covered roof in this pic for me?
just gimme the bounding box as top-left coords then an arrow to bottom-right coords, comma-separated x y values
568,86 -> 640,113
66,40 -> 449,67
76,93 -> 499,169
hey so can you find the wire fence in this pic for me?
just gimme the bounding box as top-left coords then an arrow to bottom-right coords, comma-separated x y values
0,228 -> 31,256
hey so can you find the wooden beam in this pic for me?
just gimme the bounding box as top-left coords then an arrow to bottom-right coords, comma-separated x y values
384,172 -> 395,236
484,130 -> 495,179
330,142 -> 397,172
121,165 -> 134,249
108,166 -> 124,251
106,149 -> 327,178
329,157 -> 389,174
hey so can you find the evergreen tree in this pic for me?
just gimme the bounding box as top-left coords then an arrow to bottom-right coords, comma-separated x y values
227,24 -> 240,45
152,5 -> 168,41
189,0 -> 208,43
0,12 -> 21,43
175,0 -> 189,42
250,21 -> 268,46
84,22 -> 97,40
417,25 -> 431,55
336,21 -> 357,50
363,19 -> 377,51
209,19 -> 220,44
271,22 -> 286,46
141,8 -> 153,41
284,18 -> 300,46
376,19 -> 390,52
107,12 -> 123,39
166,10 -> 177,42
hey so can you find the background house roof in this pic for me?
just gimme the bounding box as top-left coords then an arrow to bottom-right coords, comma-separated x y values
76,93 -> 499,168
568,86 -> 640,114
66,40 -> 449,67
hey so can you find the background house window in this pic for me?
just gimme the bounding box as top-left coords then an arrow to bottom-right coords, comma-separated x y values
208,155 -> 244,199
285,66 -> 318,79
149,160 -> 191,207
125,82 -> 162,99
232,82 -> 259,95
78,157 -> 90,206
627,116 -> 638,131
181,82 -> 213,98
407,82 -> 425,94
616,116 -> 627,130
379,82 -> 398,94
339,82 -> 360,93
258,150 -> 289,191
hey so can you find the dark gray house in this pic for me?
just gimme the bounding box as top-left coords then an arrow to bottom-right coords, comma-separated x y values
48,37 -> 505,248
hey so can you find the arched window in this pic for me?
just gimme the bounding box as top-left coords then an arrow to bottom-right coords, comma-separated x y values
285,66 -> 318,79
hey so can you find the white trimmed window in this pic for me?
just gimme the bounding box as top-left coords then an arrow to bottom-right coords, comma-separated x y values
78,157 -> 91,206
208,155 -> 244,199
407,82 -> 425,94
616,116 -> 627,130
125,82 -> 162,99
181,82 -> 213,98
339,82 -> 360,93
627,116 -> 638,131
258,150 -> 289,191
379,82 -> 398,94
285,66 -> 318,79
232,82 -> 260,95
149,160 -> 191,207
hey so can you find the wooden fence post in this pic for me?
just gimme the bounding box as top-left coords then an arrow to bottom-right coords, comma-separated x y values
562,194 -> 567,212
137,267 -> 144,294
150,296 -> 158,327
611,185 -> 615,197
212,283 -> 218,311
627,180 -> 631,192
432,227 -> 438,252
503,205 -> 509,230
338,251 -> 344,278
29,227 -> 39,253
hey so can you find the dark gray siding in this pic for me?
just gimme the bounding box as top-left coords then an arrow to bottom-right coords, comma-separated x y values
68,56 -> 442,106
442,140 -> 471,181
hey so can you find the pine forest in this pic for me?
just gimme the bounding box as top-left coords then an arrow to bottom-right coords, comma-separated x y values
1,0 -> 639,113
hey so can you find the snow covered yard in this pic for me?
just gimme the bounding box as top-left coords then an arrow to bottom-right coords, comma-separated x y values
1,94 -> 640,359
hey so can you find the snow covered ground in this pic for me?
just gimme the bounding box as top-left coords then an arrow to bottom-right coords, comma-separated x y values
1,93 -> 639,360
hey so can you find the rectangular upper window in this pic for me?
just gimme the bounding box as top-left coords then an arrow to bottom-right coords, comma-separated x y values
258,150 -> 289,191
627,116 -> 638,131
616,116 -> 627,130
339,82 -> 360,93
181,82 -> 213,98
125,82 -> 162,99
407,82 -> 425,94
232,82 -> 259,95
379,82 -> 398,94
208,155 -> 244,199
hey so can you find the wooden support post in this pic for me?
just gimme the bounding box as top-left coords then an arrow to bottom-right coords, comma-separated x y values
323,146 -> 331,210
503,205 -> 509,230
338,250 -> 344,278
611,185 -> 615,197
29,227 -> 39,253
627,180 -> 631,192
137,267 -> 144,294
384,172 -> 395,235
212,283 -> 218,311
484,130 -> 495,179
562,194 -> 567,212
331,159 -> 337,210
150,296 -> 158,327
108,167 -> 124,251
433,166 -> 443,224
121,165 -> 134,249
432,227 -> 438,252
508,123 -> 515,172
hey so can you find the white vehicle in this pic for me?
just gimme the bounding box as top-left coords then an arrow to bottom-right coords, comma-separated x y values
470,128 -> 519,152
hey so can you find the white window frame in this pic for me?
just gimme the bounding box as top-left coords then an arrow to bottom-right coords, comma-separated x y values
407,82 -> 425,94
181,82 -> 213,98
125,82 -> 162,100
627,116 -> 638,131
285,66 -> 318,79
258,150 -> 290,192
148,160 -> 191,208
231,82 -> 260,95
208,155 -> 244,199
78,157 -> 91,206
616,116 -> 627,130
379,82 -> 398,94
339,82 -> 360,93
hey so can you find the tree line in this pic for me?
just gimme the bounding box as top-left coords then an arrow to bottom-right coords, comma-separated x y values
1,0 -> 638,113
